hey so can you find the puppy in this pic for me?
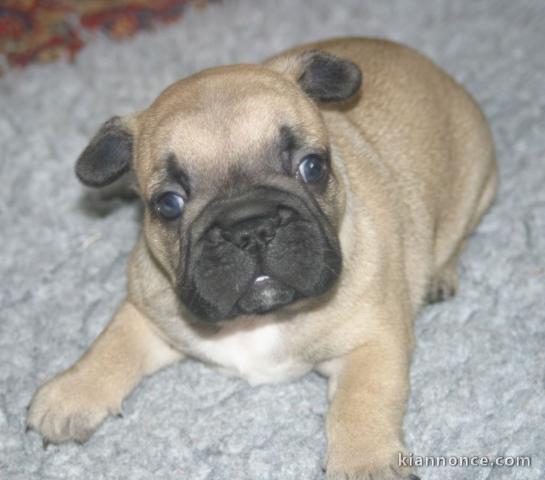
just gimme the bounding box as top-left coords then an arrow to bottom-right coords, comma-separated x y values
27,37 -> 498,479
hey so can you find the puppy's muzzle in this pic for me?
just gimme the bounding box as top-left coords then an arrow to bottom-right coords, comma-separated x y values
207,199 -> 298,315
180,188 -> 342,323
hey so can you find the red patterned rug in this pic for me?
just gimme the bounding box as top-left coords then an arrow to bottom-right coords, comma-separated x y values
0,0 -> 208,73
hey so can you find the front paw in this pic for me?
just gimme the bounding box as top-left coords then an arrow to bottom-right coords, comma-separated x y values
326,450 -> 419,480
327,464 -> 419,480
26,369 -> 122,445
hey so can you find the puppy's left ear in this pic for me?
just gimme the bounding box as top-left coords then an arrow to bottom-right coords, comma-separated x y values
267,50 -> 362,102
75,115 -> 136,187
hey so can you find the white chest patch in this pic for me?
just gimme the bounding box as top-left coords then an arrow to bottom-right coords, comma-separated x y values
190,321 -> 310,385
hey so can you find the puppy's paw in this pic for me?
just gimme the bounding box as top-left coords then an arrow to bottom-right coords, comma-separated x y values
26,370 -> 122,445
326,446 -> 419,480
327,461 -> 419,480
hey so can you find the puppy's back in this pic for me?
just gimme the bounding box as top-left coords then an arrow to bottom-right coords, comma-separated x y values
299,37 -> 497,305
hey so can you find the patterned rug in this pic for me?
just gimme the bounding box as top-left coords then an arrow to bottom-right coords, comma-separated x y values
0,0 -> 206,73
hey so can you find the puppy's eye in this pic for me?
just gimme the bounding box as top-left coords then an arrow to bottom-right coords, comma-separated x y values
156,191 -> 185,220
298,154 -> 326,183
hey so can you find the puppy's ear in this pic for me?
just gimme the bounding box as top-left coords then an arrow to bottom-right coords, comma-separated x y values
297,51 -> 362,102
268,50 -> 362,102
75,116 -> 135,187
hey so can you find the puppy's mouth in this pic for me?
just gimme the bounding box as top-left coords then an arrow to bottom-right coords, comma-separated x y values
236,275 -> 297,315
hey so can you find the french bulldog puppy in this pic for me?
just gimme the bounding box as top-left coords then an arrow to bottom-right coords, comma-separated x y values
27,37 -> 498,479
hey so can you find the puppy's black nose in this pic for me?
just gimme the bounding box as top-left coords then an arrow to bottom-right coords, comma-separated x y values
208,199 -> 298,251
224,216 -> 278,250
219,202 -> 280,251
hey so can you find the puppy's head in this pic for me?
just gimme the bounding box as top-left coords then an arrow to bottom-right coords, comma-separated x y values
76,51 -> 362,323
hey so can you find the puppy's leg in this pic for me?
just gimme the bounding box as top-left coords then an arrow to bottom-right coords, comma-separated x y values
325,338 -> 417,480
27,300 -> 182,444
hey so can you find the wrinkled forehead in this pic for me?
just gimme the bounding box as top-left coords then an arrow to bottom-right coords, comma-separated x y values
136,66 -> 327,193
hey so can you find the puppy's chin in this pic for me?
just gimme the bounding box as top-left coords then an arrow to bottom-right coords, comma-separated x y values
179,248 -> 341,323
236,276 -> 297,315
180,266 -> 340,324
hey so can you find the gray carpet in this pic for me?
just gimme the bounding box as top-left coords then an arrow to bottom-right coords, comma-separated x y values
1,0 -> 544,478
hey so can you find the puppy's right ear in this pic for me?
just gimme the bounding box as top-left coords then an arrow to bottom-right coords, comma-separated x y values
266,49 -> 362,103
75,116 -> 135,187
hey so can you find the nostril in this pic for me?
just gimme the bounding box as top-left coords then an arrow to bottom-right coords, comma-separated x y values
278,206 -> 296,225
238,232 -> 251,249
257,225 -> 275,243
221,230 -> 233,242
207,226 -> 223,244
